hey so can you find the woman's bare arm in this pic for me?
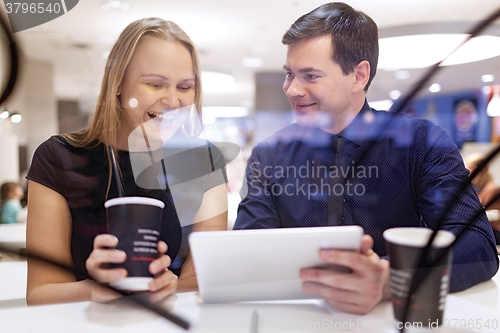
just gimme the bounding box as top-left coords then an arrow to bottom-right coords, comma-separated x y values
177,183 -> 228,291
26,180 -> 92,305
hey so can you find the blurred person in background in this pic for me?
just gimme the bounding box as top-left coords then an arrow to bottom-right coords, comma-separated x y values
464,152 -> 500,243
1,181 -> 24,224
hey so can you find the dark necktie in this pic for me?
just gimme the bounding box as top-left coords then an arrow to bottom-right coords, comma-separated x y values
328,136 -> 346,226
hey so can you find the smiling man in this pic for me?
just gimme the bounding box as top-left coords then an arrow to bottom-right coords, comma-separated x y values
234,2 -> 499,314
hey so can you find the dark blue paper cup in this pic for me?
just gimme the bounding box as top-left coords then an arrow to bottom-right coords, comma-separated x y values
383,228 -> 455,327
105,196 -> 164,291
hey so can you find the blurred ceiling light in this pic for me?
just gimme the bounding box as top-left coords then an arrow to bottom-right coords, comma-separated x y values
241,57 -> 263,68
379,34 -> 500,70
369,100 -> 393,111
10,113 -> 22,123
429,83 -> 441,93
393,70 -> 411,80
482,74 -> 495,83
0,110 -> 9,119
389,90 -> 402,100
487,86 -> 500,117
224,126 -> 240,137
203,113 -> 217,125
201,71 -> 236,94
203,106 -> 249,118
102,1 -> 129,10
170,16 -> 233,45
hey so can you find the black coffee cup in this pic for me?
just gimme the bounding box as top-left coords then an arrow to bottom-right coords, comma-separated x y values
383,228 -> 455,327
105,196 -> 164,291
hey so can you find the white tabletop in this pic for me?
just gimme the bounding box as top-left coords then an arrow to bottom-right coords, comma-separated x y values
0,261 -> 26,303
0,223 -> 26,250
0,265 -> 499,333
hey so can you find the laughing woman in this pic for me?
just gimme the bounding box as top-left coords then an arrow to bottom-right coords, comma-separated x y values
26,18 -> 228,305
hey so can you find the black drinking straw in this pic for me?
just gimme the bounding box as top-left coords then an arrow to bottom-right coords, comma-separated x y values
103,144 -> 189,328
108,145 -> 124,197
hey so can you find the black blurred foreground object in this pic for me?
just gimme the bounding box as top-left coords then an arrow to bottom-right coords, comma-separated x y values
0,243 -> 190,330
0,8 -> 19,105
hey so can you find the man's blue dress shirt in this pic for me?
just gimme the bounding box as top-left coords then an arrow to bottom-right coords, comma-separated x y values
234,101 -> 499,292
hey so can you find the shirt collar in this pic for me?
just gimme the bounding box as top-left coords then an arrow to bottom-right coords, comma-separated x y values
336,99 -> 376,147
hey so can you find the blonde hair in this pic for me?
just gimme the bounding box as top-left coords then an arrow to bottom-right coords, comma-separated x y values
62,18 -> 203,196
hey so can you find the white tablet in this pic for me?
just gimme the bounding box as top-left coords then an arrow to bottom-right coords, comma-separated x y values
189,225 -> 364,303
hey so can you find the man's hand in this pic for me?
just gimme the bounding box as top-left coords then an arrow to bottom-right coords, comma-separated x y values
300,234 -> 390,314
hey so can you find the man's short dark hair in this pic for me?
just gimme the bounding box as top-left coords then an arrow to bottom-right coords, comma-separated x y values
282,2 -> 379,91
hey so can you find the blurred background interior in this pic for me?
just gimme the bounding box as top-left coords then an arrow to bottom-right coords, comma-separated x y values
1,0 -> 500,230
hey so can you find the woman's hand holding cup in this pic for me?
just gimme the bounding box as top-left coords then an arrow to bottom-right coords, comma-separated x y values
86,235 -> 177,303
